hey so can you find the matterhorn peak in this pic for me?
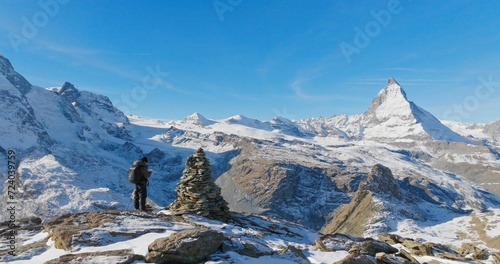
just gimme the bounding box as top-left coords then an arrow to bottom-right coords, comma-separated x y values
383,77 -> 407,99
361,78 -> 469,142
387,76 -> 399,85
363,77 -> 410,122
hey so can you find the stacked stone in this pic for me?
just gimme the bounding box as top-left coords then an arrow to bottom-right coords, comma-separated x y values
169,148 -> 230,221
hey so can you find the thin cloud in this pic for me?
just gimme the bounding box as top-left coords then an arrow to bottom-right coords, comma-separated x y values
346,77 -> 466,86
35,41 -> 105,56
291,76 -> 321,100
377,68 -> 444,73
28,40 -> 189,94
292,76 -> 367,103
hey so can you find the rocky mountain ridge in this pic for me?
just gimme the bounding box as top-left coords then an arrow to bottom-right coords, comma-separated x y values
2,209 -> 499,263
0,55 -> 499,262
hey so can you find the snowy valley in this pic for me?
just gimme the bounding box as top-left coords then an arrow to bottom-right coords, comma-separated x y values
1,54 -> 499,263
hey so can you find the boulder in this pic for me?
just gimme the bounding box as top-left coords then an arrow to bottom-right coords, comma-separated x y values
278,245 -> 309,263
401,239 -> 433,256
458,243 -> 489,260
315,233 -> 363,252
376,252 -> 408,264
492,252 -> 500,264
315,233 -> 397,256
42,210 -> 118,250
360,239 -> 399,256
42,210 -> 166,251
398,249 -> 421,264
377,233 -> 404,245
333,250 -> 375,264
44,249 -> 143,264
221,236 -> 274,258
145,228 -> 224,263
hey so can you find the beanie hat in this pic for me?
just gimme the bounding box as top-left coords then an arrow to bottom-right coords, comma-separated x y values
141,157 -> 148,163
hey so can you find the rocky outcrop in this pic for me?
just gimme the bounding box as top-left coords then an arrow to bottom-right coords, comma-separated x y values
321,164 -> 405,236
379,233 -> 492,262
145,228 -> 224,263
42,210 -> 167,251
317,232 -> 494,264
0,55 -> 32,94
216,138 -> 351,230
169,148 -> 230,221
222,237 -> 274,258
0,216 -> 46,257
315,233 -> 398,256
44,249 -> 144,264
363,164 -> 402,199
333,254 -> 374,264
2,208 -> 496,264
43,210 -> 120,251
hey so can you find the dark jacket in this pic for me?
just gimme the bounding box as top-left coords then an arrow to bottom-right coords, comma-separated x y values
132,160 -> 151,185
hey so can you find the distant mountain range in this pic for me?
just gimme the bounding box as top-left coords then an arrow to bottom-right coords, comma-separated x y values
1,55 -> 499,254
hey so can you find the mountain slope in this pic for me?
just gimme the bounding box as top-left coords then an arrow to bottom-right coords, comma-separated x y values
0,55 -> 499,258
362,77 -> 469,142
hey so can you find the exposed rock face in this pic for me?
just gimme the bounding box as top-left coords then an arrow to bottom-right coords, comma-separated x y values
317,232 -> 494,263
43,211 -> 117,251
44,249 -> 144,264
315,233 -> 398,256
169,148 -> 230,220
321,164 -> 430,236
363,164 -> 402,199
333,250 -> 375,264
216,139 -> 352,230
321,164 -> 404,236
0,55 -> 32,94
42,210 -> 168,251
378,233 -> 492,262
484,120 -> 500,142
145,228 -> 224,264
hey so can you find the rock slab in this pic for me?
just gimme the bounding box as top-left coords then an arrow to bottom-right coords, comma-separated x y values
145,228 -> 224,263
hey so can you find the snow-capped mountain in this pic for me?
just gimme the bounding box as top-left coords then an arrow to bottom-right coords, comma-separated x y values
361,77 -> 469,143
1,55 -> 499,260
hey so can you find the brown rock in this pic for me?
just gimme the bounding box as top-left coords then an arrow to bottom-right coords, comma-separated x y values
376,252 -> 406,264
359,239 -> 399,256
333,253 -> 375,264
315,233 -> 397,256
145,228 -> 224,264
281,245 -> 308,261
321,164 -> 402,236
402,239 -> 433,256
398,249 -> 421,264
492,252 -> 500,264
377,233 -> 404,245
44,249 -> 143,264
42,211 -> 117,251
458,243 -> 489,260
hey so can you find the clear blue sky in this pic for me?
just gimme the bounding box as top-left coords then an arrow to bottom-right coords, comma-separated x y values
1,1 -> 499,123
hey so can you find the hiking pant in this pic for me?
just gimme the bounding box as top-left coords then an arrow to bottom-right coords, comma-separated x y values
133,184 -> 147,210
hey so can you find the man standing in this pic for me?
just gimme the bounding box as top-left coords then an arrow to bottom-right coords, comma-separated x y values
130,157 -> 152,211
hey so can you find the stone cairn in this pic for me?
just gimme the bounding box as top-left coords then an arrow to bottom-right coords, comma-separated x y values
169,148 -> 230,221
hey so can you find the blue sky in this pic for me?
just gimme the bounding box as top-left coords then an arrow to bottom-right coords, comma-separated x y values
0,1 -> 499,123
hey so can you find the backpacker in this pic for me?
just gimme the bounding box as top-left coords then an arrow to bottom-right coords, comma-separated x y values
128,165 -> 142,184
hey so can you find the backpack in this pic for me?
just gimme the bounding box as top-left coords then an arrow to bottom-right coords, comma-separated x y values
128,165 -> 142,184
